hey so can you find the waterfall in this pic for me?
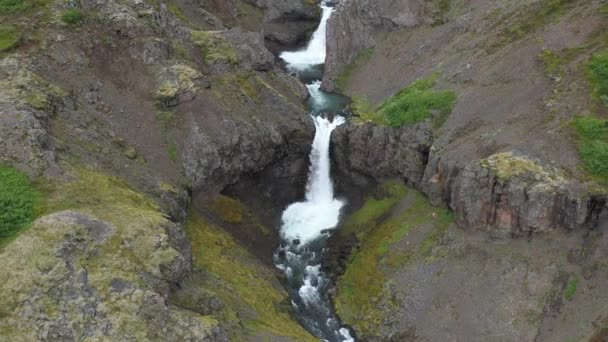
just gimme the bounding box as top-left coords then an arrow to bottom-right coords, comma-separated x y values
274,1 -> 355,341
280,3 -> 334,70
281,116 -> 345,244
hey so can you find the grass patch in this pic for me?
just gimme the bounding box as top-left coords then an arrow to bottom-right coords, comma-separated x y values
379,75 -> 456,128
0,166 -> 40,240
0,0 -> 25,13
564,278 -> 578,300
352,74 -> 456,128
494,0 -> 575,48
184,212 -> 316,340
587,51 -> 608,108
208,195 -> 243,224
167,140 -> 178,161
0,25 -> 20,52
336,48 -> 373,92
335,185 -> 453,336
573,116 -> 608,180
191,31 -> 239,65
61,8 -> 84,25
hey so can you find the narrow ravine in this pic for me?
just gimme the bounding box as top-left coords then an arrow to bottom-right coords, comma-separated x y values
273,2 -> 354,341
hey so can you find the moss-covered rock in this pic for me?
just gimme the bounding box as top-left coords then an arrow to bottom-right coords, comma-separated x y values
0,169 -> 224,341
155,64 -> 202,107
180,211 -> 317,341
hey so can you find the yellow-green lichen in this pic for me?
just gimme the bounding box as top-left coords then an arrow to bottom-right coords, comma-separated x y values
156,64 -> 201,102
479,152 -> 567,186
184,212 -> 316,341
335,185 -> 453,337
208,195 -> 243,224
191,31 -> 239,65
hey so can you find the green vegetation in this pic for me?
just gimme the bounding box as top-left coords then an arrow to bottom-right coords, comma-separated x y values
573,116 -> 608,179
495,0 -> 574,48
564,278 -> 578,300
353,74 -> 456,129
167,140 -> 178,161
61,8 -> 84,25
336,48 -> 373,92
184,212 -> 316,340
191,31 -> 239,65
587,51 -> 608,107
208,195 -> 243,224
335,184 -> 453,335
0,25 -> 19,52
0,0 -> 26,13
0,166 -> 39,239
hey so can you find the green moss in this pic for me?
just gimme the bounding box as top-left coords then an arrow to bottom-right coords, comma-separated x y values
0,166 -> 40,240
564,278 -> 578,299
379,74 -> 456,128
61,8 -> 84,25
335,185 -> 453,335
587,51 -> 608,108
336,48 -> 373,92
208,195 -> 243,224
573,116 -> 608,180
167,140 -> 178,162
191,31 -> 239,65
184,212 -> 316,340
343,181 -> 407,238
494,0 -> 574,48
0,0 -> 25,13
352,74 -> 456,129
0,25 -> 20,52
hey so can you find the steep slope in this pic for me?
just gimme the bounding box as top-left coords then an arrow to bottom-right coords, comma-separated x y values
323,0 -> 608,340
0,0 -> 319,340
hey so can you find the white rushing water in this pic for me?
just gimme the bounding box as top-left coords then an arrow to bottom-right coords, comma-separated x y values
274,1 -> 355,341
280,3 -> 334,70
281,116 -> 345,244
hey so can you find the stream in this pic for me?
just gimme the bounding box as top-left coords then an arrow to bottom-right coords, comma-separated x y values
273,2 -> 354,341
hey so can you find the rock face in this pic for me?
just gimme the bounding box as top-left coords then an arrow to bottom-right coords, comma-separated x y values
450,152 -> 606,235
0,210 -> 225,341
331,121 -> 432,186
246,0 -> 321,51
322,0 -> 432,91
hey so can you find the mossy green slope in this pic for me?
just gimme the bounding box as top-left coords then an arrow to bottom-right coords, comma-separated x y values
335,182 -> 453,336
184,211 -> 317,341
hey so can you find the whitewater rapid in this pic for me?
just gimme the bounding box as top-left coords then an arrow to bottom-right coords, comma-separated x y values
280,116 -> 345,245
275,1 -> 355,341
280,3 -> 334,70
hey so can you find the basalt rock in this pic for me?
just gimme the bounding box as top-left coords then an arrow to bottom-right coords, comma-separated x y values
331,121 -> 433,187
450,152 -> 607,236
246,0 -> 321,51
322,0 -> 432,91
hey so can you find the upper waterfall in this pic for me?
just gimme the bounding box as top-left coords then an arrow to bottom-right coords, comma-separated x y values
280,2 -> 334,70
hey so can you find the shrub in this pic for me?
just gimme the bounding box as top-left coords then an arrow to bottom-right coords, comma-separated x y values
0,25 -> 20,52
61,8 -> 84,25
587,51 -> 608,107
564,279 -> 578,300
0,0 -> 25,13
0,166 -> 39,237
378,75 -> 457,128
573,116 -> 608,178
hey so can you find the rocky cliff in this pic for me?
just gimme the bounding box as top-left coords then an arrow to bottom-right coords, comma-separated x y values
0,0 -> 319,340
324,0 -> 608,340
329,0 -> 608,235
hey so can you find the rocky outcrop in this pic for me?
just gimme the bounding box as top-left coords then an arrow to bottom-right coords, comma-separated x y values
0,209 -> 225,341
246,0 -> 321,51
331,121 -> 432,186
322,0 -> 433,91
450,152 -> 607,235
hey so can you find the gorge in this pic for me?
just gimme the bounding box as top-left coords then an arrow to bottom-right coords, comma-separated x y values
0,0 -> 608,341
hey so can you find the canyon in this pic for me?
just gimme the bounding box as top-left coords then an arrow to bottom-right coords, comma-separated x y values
0,0 -> 607,341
